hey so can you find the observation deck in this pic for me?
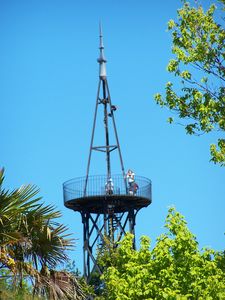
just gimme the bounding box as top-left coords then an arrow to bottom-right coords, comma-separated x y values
63,174 -> 152,214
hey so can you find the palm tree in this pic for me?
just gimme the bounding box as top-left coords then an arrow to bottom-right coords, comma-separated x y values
0,168 -> 85,299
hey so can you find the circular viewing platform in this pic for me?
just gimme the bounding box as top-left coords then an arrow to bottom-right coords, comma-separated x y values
63,174 -> 152,214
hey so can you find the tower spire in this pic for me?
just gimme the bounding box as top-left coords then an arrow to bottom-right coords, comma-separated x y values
97,22 -> 107,79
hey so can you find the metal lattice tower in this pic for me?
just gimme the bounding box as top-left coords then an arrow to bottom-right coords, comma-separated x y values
63,25 -> 152,282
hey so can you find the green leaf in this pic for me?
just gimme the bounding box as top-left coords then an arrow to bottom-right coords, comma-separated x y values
167,117 -> 174,124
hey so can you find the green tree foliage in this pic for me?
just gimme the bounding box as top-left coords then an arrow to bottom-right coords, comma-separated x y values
154,0 -> 225,166
0,268 -> 41,300
0,168 -> 86,300
98,208 -> 225,299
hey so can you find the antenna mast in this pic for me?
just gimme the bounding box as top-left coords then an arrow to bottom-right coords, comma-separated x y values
84,24 -> 126,195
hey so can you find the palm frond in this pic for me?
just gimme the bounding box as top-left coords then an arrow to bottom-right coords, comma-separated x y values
0,169 -> 81,298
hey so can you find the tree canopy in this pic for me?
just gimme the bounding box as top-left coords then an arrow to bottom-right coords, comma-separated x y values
97,208 -> 225,299
154,0 -> 225,166
0,169 -> 85,300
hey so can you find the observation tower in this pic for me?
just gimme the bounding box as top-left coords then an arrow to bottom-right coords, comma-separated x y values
63,25 -> 152,281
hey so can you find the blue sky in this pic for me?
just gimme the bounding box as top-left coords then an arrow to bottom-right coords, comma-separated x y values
1,0 -> 224,272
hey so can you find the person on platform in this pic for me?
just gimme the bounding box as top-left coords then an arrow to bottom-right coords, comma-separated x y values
105,177 -> 114,195
126,169 -> 138,195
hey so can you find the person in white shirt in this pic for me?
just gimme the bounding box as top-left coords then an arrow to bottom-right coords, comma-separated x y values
126,170 -> 138,195
105,178 -> 114,195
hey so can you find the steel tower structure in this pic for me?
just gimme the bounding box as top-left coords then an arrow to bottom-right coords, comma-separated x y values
63,25 -> 152,281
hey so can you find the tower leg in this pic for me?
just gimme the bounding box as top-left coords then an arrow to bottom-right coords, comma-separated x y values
128,209 -> 136,249
81,207 -> 139,282
82,213 -> 87,279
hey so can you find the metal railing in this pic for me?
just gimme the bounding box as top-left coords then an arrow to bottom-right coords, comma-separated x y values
63,174 -> 152,204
